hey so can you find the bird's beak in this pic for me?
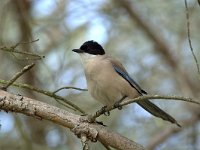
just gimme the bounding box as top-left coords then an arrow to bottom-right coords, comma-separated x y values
72,49 -> 84,53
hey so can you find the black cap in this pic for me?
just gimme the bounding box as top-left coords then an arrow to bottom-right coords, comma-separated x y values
72,40 -> 105,55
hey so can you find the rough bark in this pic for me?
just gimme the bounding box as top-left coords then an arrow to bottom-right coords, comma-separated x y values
0,90 -> 144,150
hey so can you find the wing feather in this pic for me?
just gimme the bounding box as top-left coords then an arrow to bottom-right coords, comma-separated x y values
111,62 -> 147,95
109,58 -> 180,127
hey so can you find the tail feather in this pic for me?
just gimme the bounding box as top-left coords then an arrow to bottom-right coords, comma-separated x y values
137,100 -> 181,127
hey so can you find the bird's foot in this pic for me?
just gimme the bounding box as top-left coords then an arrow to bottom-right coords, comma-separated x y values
114,101 -> 122,110
100,106 -> 110,116
96,121 -> 106,126
93,106 -> 110,119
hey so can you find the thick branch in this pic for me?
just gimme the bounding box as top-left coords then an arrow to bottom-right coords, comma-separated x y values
0,90 -> 144,150
0,79 -> 85,114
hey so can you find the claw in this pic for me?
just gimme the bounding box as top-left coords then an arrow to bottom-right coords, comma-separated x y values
96,121 -> 106,126
114,101 -> 122,110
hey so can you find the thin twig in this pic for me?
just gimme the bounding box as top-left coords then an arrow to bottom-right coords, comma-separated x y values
53,86 -> 87,94
0,47 -> 45,60
11,53 -> 44,61
0,39 -> 44,60
0,79 -> 85,114
81,134 -> 90,150
1,63 -> 35,90
12,39 -> 39,49
54,98 -> 77,111
184,0 -> 200,76
93,95 -> 200,119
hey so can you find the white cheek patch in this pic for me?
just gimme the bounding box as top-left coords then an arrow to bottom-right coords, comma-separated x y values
79,53 -> 98,64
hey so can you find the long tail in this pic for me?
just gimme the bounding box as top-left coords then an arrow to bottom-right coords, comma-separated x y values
137,100 -> 181,127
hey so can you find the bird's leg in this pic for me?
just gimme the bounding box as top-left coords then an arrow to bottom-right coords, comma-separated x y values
114,96 -> 127,110
88,106 -> 110,125
101,106 -> 110,116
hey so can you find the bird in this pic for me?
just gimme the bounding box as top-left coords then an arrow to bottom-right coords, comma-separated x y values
72,40 -> 180,127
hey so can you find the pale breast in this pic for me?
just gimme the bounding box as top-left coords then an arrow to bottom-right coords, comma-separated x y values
84,56 -> 125,106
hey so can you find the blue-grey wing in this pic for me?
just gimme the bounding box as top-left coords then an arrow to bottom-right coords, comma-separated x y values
112,64 -> 147,95
111,61 -> 180,126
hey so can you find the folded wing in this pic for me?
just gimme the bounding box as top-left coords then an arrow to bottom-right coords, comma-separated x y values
111,59 -> 180,127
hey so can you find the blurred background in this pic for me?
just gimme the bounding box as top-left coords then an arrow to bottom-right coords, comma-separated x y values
0,0 -> 200,150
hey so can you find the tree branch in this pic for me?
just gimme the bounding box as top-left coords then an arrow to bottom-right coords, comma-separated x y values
93,95 -> 200,119
1,63 -> 35,90
0,79 -> 85,114
81,134 -> 90,150
184,0 -> 200,76
0,90 -> 145,150
0,39 -> 44,60
53,86 -> 87,94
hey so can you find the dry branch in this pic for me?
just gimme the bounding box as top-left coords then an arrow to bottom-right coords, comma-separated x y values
0,79 -> 85,114
1,63 -> 35,90
0,46 -> 44,60
93,95 -> 200,119
184,0 -> 200,75
0,90 -> 144,150
53,86 -> 87,94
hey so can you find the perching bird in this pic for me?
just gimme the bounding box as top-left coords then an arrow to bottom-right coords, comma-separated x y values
72,40 -> 180,127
